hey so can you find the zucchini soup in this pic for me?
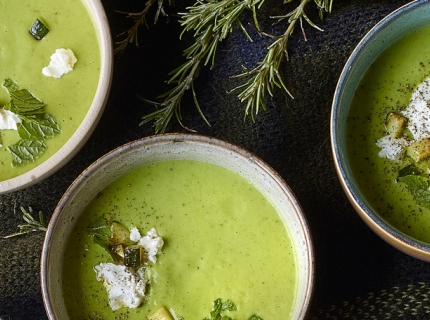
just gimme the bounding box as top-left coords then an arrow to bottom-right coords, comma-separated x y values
62,160 -> 298,319
0,0 -> 101,179
347,23 -> 430,243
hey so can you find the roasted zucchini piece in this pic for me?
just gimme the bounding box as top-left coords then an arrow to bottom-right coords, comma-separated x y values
109,221 -> 132,246
386,112 -> 407,139
29,19 -> 49,40
407,138 -> 430,162
124,245 -> 145,268
111,244 -> 125,259
148,307 -> 174,320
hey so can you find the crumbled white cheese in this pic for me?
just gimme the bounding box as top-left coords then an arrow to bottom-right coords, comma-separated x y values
376,135 -> 408,161
402,99 -> 430,141
94,227 -> 164,311
376,78 -> 430,159
411,78 -> 430,102
130,227 -> 164,263
0,108 -> 21,130
42,48 -> 77,78
94,263 -> 147,311
129,227 -> 142,242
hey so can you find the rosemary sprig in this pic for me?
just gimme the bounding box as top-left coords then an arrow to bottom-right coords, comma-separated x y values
114,0 -> 169,54
4,206 -> 47,238
230,0 -> 333,118
140,0 -> 265,133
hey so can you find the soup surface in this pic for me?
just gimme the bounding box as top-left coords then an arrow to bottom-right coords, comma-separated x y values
62,160 -> 297,319
347,24 -> 430,243
0,0 -> 100,179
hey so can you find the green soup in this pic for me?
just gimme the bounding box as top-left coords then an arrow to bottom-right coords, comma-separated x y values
62,160 -> 298,319
0,0 -> 100,179
347,24 -> 430,243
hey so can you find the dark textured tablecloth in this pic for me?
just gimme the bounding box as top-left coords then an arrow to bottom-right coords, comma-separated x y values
2,0 -> 430,319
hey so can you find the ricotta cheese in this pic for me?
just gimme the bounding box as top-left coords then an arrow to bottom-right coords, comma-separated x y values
376,78 -> 430,159
42,48 -> 77,78
94,263 -> 147,311
376,135 -> 408,161
130,227 -> 164,263
94,227 -> 164,310
0,108 -> 21,130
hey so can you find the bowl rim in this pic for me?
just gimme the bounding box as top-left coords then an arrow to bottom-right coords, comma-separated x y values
0,0 -> 113,194
330,0 -> 430,260
41,133 -> 315,319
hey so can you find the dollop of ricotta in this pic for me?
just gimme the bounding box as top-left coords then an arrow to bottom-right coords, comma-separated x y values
376,78 -> 430,159
42,48 -> 77,78
94,263 -> 147,311
94,227 -> 163,310
130,227 -> 164,263
376,135 -> 408,161
0,108 -> 21,130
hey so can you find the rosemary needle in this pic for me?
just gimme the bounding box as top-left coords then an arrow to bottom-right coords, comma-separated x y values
230,0 -> 333,119
114,0 -> 169,55
136,0 -> 332,133
4,206 -> 47,238
140,0 -> 265,133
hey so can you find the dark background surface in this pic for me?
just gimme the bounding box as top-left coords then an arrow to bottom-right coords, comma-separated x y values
2,0 -> 430,319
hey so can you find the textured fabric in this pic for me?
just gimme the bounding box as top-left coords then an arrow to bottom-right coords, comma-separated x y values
1,0 -> 429,319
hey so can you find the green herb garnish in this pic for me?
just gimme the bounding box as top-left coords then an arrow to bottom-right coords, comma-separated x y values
8,140 -> 48,166
398,174 -> 430,209
397,164 -> 430,210
203,299 -> 263,320
398,164 -> 419,177
4,206 -> 47,238
29,18 -> 49,40
88,215 -> 112,246
2,79 -> 60,166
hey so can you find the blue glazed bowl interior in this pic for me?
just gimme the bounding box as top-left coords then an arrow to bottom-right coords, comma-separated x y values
332,0 -> 430,253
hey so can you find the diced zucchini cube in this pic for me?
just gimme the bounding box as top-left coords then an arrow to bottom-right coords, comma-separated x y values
407,138 -> 430,162
109,221 -> 131,246
386,112 -> 407,139
124,245 -> 145,268
29,19 -> 49,40
111,244 -> 125,258
148,307 -> 174,320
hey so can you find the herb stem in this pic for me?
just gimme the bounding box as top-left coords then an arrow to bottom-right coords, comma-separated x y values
230,0 -> 332,119
4,206 -> 47,238
140,0 -> 265,133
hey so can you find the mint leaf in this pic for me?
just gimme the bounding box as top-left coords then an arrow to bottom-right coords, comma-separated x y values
8,139 -> 47,166
204,299 -> 239,320
3,79 -> 45,115
3,79 -> 18,91
398,164 -> 418,178
18,113 -> 60,140
398,175 -> 430,208
248,316 -> 263,320
1,79 -> 62,167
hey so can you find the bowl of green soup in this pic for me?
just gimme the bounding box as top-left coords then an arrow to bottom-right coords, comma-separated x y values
0,0 -> 113,193
41,133 -> 314,319
332,0 -> 430,261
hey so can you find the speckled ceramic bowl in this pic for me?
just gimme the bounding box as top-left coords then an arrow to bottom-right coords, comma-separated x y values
41,133 -> 314,319
331,0 -> 430,261
0,0 -> 113,194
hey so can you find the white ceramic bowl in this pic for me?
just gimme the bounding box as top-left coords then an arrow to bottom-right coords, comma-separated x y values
41,133 -> 314,319
331,0 -> 430,261
0,0 -> 113,194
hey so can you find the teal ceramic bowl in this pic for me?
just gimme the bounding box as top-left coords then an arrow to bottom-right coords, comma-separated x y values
331,0 -> 430,261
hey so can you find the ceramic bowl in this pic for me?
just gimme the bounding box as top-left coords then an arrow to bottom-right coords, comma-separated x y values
0,0 -> 113,194
41,133 -> 314,319
331,0 -> 430,261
